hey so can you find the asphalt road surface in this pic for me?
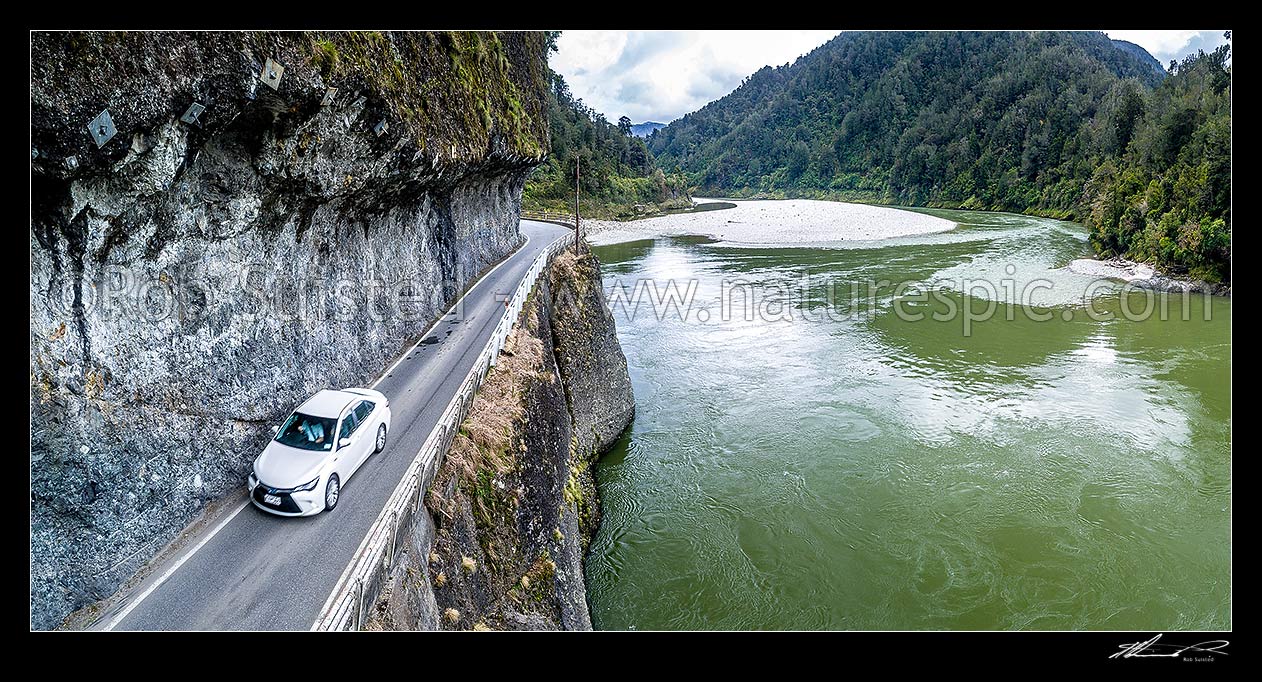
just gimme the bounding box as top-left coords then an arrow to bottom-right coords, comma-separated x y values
101,220 -> 571,630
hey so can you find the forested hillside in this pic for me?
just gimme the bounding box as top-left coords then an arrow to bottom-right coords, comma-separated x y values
1082,45 -> 1231,283
648,31 -> 1231,282
525,34 -> 690,219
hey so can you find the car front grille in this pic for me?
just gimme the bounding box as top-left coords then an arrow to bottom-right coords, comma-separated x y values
252,484 -> 303,513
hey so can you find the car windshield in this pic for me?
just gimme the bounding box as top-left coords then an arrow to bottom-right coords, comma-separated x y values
274,412 -> 337,452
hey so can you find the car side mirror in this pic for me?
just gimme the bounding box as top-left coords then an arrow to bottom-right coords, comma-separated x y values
339,437 -> 352,449
271,425 -> 280,434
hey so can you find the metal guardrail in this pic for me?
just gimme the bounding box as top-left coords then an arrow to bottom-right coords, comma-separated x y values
311,229 -> 576,631
521,210 -> 577,228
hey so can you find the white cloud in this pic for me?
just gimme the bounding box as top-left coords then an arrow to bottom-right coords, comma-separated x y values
551,30 -> 839,124
1104,30 -> 1230,65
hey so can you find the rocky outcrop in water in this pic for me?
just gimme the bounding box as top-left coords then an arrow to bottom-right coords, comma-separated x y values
29,31 -> 550,630
547,252 -> 638,459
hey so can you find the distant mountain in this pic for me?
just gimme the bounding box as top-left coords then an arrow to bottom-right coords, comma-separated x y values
630,121 -> 667,137
649,30 -> 1168,209
1110,39 -> 1167,77
648,30 -> 1230,282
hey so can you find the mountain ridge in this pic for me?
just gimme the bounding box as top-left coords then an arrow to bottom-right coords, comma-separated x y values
630,121 -> 666,137
1110,38 -> 1168,77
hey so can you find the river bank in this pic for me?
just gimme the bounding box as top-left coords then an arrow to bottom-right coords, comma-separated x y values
583,196 -> 1231,299
584,197 -> 956,246
1065,258 -> 1231,297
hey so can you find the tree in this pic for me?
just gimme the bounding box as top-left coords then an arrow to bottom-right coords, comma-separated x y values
524,70 -> 691,219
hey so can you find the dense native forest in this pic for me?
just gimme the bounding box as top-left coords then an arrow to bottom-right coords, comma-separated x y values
647,31 -> 1232,283
524,33 -> 690,219
1083,44 -> 1231,283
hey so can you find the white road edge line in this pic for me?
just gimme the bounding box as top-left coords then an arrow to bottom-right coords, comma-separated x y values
103,228 -> 541,631
101,500 -> 250,631
312,226 -> 567,630
369,233 -> 531,390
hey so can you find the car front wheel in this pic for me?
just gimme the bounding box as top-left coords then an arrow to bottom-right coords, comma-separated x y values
324,474 -> 340,512
374,424 -> 387,454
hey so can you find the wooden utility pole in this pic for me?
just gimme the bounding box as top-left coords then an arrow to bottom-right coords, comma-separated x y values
574,156 -> 581,255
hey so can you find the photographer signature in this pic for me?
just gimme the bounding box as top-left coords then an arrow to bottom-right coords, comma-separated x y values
1111,634 -> 1230,660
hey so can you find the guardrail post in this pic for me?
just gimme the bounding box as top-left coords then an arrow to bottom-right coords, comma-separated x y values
386,509 -> 399,567
354,577 -> 365,631
413,471 -> 423,515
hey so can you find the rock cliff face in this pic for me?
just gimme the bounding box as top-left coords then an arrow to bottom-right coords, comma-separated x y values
29,31 -> 550,629
365,250 -> 634,630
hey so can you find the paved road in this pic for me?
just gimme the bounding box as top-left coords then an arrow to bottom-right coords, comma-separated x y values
101,220 -> 570,630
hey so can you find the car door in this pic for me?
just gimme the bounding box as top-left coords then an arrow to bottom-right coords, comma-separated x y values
353,400 -> 378,456
334,405 -> 363,481
344,401 -> 380,479
350,400 -> 378,471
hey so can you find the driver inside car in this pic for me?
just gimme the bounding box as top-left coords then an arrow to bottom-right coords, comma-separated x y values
300,419 -> 325,444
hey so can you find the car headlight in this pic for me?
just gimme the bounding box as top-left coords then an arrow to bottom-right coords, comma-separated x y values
292,477 -> 320,493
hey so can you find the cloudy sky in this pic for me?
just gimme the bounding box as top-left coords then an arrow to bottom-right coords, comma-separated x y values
1104,30 -> 1229,64
550,30 -> 1230,125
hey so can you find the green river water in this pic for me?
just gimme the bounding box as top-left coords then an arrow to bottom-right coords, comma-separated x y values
585,207 -> 1231,630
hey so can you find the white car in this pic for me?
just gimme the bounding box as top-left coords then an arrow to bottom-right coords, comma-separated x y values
248,388 -> 392,516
